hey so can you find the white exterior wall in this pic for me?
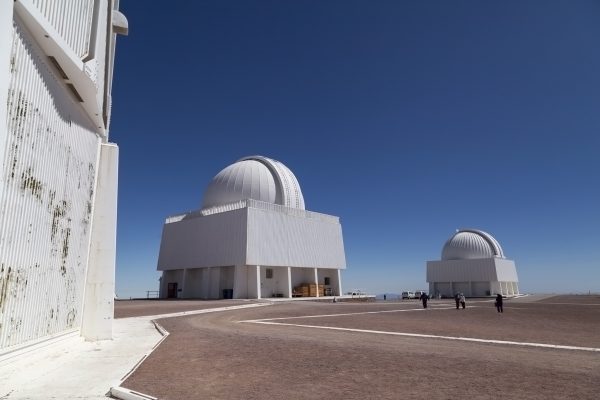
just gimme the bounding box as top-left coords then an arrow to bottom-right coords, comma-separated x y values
427,258 -> 500,282
427,258 -> 519,297
290,267 -> 318,289
259,266 -> 288,298
246,206 -> 345,269
157,200 -> 346,299
158,202 -> 346,272
494,258 -> 519,282
317,268 -> 340,296
157,208 -> 247,270
0,1 -> 124,351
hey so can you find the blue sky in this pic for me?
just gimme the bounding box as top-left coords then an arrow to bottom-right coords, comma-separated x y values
110,1 -> 599,298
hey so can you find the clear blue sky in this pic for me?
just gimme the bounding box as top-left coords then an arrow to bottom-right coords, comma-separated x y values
111,1 -> 599,298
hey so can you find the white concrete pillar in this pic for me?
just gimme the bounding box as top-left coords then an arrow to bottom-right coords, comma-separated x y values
256,265 -> 262,299
337,270 -> 343,296
81,143 -> 118,341
286,267 -> 292,298
181,269 -> 188,298
314,268 -> 319,297
233,265 -> 247,299
515,282 -> 520,295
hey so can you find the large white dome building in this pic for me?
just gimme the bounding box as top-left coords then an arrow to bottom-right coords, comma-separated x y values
427,229 -> 519,297
157,156 -> 346,299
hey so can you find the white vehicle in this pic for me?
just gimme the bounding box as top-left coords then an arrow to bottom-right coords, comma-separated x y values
414,290 -> 427,299
401,291 -> 415,299
348,289 -> 366,296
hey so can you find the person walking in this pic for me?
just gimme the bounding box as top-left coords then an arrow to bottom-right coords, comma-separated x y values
495,293 -> 503,313
459,293 -> 466,309
454,293 -> 460,309
420,292 -> 428,309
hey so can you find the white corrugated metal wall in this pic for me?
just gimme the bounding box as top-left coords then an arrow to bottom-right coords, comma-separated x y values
31,0 -> 95,59
157,208 -> 248,270
246,206 -> 346,269
0,0 -> 125,350
0,18 -> 100,349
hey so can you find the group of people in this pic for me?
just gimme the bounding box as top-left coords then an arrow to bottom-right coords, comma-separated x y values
454,293 -> 466,309
417,292 -> 504,312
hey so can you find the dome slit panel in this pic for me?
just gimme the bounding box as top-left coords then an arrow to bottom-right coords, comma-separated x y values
249,162 -> 257,200
232,162 -> 243,195
242,161 -> 251,199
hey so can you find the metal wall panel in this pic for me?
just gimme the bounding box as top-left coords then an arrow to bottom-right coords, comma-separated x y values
427,259 -> 498,282
495,258 -> 519,282
427,258 -> 519,284
0,20 -> 100,349
246,207 -> 346,269
158,200 -> 346,271
157,208 -> 248,271
31,0 -> 95,59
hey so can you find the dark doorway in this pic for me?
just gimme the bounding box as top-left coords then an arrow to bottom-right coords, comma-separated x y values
167,282 -> 178,298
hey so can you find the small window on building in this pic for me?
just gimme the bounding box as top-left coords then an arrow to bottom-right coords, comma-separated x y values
324,277 -> 330,285
266,268 -> 273,279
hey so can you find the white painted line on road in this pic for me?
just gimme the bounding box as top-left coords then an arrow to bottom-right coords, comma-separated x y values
128,302 -> 271,322
243,321 -> 600,353
242,306 -> 456,323
524,302 -> 600,306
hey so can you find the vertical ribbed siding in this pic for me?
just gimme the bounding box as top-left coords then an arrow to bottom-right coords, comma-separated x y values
246,207 -> 346,269
0,20 -> 100,349
32,0 -> 95,59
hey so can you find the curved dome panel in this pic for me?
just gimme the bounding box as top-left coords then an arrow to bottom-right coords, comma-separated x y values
201,156 -> 305,210
441,229 -> 505,260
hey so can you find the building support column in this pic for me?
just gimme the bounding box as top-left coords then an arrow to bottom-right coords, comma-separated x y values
314,268 -> 319,298
81,143 -> 118,341
256,265 -> 261,299
233,265 -> 246,299
286,267 -> 292,298
337,270 -> 343,296
181,269 -> 188,298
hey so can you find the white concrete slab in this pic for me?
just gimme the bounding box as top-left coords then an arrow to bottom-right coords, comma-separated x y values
0,303 -> 269,399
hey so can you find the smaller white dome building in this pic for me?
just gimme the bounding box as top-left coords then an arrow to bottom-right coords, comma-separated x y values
427,229 -> 519,297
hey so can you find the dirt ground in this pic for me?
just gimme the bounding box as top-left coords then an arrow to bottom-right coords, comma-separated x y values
118,296 -> 600,399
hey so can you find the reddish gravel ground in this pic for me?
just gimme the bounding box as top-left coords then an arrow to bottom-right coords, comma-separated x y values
118,296 -> 600,400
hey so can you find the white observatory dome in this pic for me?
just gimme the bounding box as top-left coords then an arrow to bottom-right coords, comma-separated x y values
202,156 -> 305,210
441,229 -> 505,260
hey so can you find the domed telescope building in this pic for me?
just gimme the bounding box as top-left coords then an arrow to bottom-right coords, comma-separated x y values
157,156 -> 346,299
426,229 -> 519,297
